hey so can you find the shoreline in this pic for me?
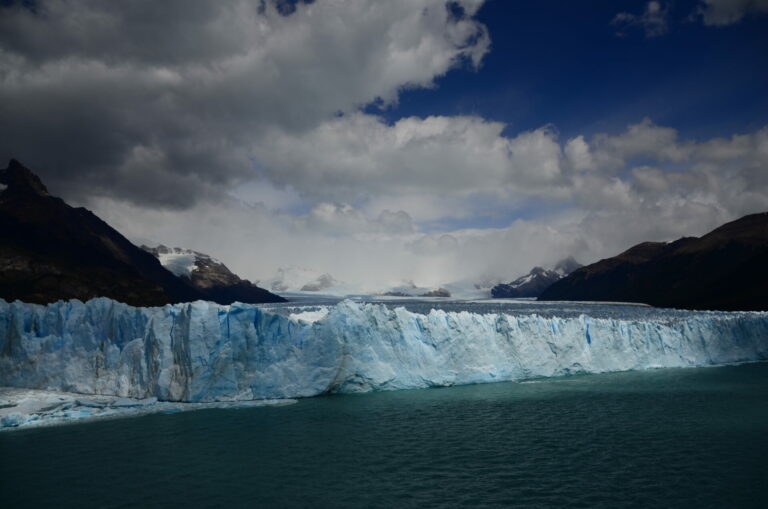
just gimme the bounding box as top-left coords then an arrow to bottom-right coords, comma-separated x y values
5,359 -> 767,432
0,387 -> 296,432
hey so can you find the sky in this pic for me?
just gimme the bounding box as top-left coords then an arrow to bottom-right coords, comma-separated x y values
1,0 -> 767,289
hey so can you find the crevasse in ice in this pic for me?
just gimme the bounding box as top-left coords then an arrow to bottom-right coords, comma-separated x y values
1,298 -> 766,402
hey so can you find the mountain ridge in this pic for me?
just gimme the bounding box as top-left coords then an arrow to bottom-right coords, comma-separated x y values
0,159 -> 283,306
539,212 -> 768,311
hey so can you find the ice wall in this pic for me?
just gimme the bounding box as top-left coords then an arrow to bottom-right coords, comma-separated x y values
1,298 -> 766,402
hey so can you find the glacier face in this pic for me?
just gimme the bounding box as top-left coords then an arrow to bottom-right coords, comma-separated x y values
1,298 -> 767,402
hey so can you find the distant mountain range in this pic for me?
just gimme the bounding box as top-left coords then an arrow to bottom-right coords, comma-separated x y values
491,257 -> 582,298
6,159 -> 764,311
0,159 -> 283,306
265,267 -> 342,293
381,283 -> 452,298
539,213 -> 768,311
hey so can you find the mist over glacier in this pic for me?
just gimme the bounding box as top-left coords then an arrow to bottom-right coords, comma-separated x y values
1,298 -> 766,403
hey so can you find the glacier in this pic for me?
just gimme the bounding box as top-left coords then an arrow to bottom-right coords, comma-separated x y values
1,298 -> 767,404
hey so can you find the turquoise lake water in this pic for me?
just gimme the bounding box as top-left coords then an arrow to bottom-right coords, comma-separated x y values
1,363 -> 767,508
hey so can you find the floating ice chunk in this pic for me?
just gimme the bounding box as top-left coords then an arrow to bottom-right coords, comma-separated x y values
1,412 -> 25,427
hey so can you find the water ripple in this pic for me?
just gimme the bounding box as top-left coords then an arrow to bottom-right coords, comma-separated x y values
1,364 -> 767,508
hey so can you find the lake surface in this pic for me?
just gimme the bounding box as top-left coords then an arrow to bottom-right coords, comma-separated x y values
2,363 -> 767,508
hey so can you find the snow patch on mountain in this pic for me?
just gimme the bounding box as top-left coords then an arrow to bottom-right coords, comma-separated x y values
157,251 -> 197,277
143,245 -> 223,279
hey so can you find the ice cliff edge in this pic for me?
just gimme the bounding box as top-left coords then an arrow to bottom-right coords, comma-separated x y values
1,298 -> 767,402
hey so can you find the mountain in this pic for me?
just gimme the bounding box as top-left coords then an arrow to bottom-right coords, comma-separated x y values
265,267 -> 344,293
379,280 -> 452,298
420,288 -> 451,298
381,288 -> 452,298
0,159 -> 282,306
142,245 -> 284,304
491,257 -> 582,298
539,212 -> 768,311
299,273 -> 340,292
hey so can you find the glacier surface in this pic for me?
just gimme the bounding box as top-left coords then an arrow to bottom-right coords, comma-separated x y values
1,298 -> 767,403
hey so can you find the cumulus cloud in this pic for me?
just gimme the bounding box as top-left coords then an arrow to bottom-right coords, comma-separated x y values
695,0 -> 768,26
0,0 -> 489,206
558,122 -> 768,256
257,114 -> 533,194
253,113 -> 767,235
612,1 -> 670,38
253,113 -> 568,222
296,203 -> 416,236
613,0 -> 768,34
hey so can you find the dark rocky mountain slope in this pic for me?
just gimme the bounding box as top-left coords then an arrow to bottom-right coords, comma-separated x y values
539,213 -> 768,311
0,159 -> 283,306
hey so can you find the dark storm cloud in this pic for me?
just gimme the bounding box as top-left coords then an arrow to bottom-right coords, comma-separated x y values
0,1 -> 253,65
0,0 -> 489,207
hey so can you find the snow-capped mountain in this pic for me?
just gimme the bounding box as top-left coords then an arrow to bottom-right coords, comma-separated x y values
142,245 -> 284,304
143,245 -> 232,283
299,273 -> 340,292
491,257 -> 582,298
142,246 -> 205,278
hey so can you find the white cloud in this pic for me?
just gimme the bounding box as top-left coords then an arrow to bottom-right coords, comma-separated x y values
296,202 -> 416,236
255,114 -> 511,201
253,113 -> 567,221
588,118 -> 691,169
564,135 -> 593,172
612,1 -> 670,38
696,0 -> 768,26
87,196 -> 439,289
